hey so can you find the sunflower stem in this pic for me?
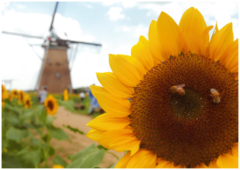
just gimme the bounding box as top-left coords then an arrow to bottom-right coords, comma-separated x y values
107,151 -> 119,160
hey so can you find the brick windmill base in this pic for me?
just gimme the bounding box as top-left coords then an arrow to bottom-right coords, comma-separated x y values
38,47 -> 72,94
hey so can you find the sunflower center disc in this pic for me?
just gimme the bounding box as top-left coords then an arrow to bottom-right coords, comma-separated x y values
171,88 -> 205,120
48,101 -> 54,110
130,53 -> 238,168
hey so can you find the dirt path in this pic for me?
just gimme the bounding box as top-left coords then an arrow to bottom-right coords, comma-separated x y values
49,106 -> 123,168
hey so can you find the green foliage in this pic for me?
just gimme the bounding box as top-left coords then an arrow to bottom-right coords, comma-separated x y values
67,144 -> 105,168
17,149 -> 42,168
2,92 -> 111,168
2,153 -> 22,168
6,127 -> 29,142
47,125 -> 70,141
63,125 -> 85,135
58,100 -> 75,112
53,155 -> 67,167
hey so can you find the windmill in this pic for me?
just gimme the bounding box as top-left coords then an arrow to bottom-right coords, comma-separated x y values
2,2 -> 102,93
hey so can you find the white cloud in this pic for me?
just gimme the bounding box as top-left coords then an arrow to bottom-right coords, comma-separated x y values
2,9 -> 51,36
102,1 -> 119,6
84,3 -> 92,9
115,24 -> 148,38
113,45 -> 132,55
122,1 -> 136,8
54,13 -> 95,42
16,4 -> 26,9
107,7 -> 125,21
133,24 -> 148,38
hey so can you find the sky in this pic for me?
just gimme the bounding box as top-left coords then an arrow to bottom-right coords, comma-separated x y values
0,1 -> 239,91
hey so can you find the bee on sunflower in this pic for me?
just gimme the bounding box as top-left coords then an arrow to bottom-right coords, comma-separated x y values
23,94 -> 32,108
86,7 -> 238,168
18,90 -> 25,105
44,95 -> 59,116
63,89 -> 69,101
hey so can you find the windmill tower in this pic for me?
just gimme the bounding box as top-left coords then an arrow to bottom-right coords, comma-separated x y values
2,2 -> 102,93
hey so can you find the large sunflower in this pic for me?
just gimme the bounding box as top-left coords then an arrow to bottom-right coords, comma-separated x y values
86,7 -> 238,168
44,95 -> 59,116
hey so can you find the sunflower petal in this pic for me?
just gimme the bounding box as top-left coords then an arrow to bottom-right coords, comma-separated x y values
157,12 -> 185,59
156,159 -> 181,168
126,149 -> 157,168
96,72 -> 134,98
221,39 -> 238,73
148,20 -> 164,64
109,54 -> 145,87
139,35 -> 150,48
200,26 -> 214,56
90,85 -> 131,117
115,152 -> 132,168
232,143 -> 238,157
86,129 -> 106,141
87,113 -> 130,131
110,139 -> 140,155
217,153 -> 238,168
209,23 -> 234,61
131,41 -> 154,71
179,7 -> 209,55
98,128 -> 140,154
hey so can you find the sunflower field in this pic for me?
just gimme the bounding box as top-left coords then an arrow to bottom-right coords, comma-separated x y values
2,86 -> 115,168
2,5 -> 239,169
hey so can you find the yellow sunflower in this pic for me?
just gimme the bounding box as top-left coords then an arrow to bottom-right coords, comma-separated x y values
23,94 -> 32,108
63,89 -> 69,101
11,89 -> 18,98
44,95 -> 58,116
2,85 -> 8,100
86,7 -> 238,168
18,90 -> 25,105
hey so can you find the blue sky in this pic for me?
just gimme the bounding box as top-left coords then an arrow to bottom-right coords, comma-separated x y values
1,1 -> 239,91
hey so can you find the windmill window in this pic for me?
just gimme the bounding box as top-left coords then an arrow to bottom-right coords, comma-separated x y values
56,72 -> 60,78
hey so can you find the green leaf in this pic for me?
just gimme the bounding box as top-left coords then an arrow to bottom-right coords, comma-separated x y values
67,144 -> 105,168
2,153 -> 22,168
53,155 -> 67,167
58,100 -> 74,112
5,113 -> 19,126
46,115 -> 55,126
35,105 -> 44,118
3,102 -> 20,114
17,149 -> 42,167
5,140 -> 23,153
49,146 -> 56,156
6,127 -> 29,142
47,125 -> 70,141
63,125 -> 85,135
19,110 -> 34,124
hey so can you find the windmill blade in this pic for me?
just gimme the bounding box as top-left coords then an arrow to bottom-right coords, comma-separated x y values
2,31 -> 44,39
49,2 -> 59,31
65,39 -> 102,46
